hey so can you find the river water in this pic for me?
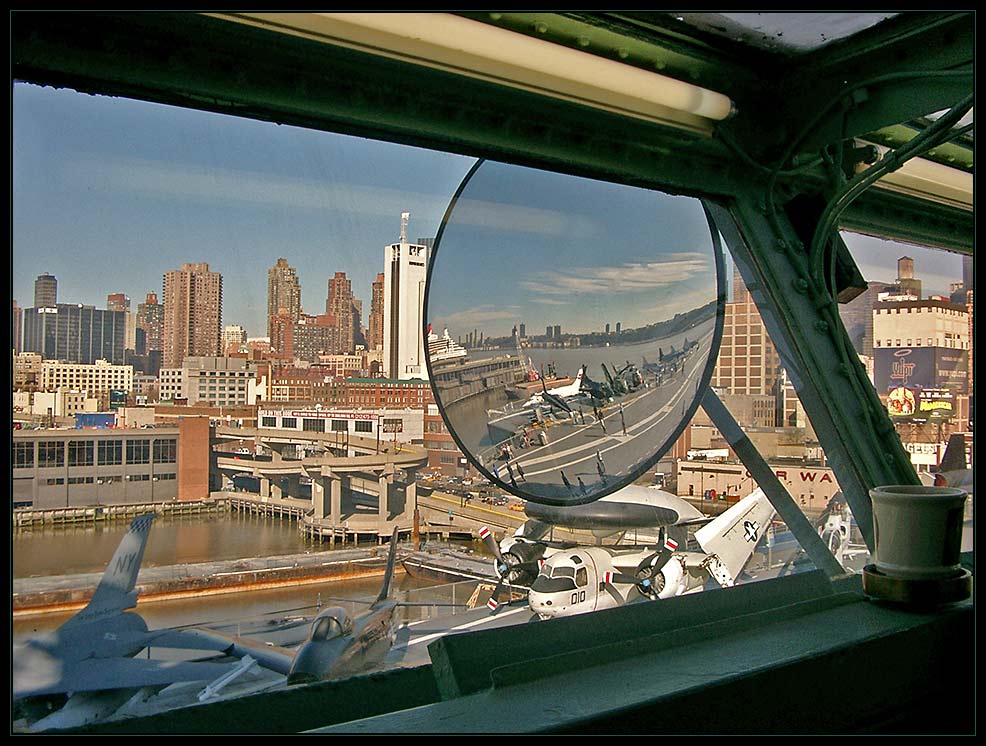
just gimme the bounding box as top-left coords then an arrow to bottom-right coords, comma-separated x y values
13,511 -> 320,578
12,512 -> 489,645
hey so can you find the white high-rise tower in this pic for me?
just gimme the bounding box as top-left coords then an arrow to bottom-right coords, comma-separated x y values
383,212 -> 429,379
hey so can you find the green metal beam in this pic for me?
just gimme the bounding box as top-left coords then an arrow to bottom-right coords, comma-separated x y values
461,11 -> 770,99
722,12 -> 973,160
864,124 -> 973,172
708,199 -> 922,552
842,189 -> 973,255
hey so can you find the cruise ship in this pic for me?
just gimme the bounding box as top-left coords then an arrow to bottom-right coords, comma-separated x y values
427,327 -> 468,365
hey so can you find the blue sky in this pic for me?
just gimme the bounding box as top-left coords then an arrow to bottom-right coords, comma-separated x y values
427,161 -> 719,338
13,84 -> 473,336
13,83 -> 965,338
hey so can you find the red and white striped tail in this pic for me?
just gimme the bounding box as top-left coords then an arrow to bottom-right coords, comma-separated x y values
479,527 -> 491,540
665,537 -> 679,551
603,571 -> 614,584
487,598 -> 499,611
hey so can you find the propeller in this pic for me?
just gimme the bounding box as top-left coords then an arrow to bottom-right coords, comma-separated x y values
596,536 -> 681,599
479,526 -> 509,579
486,577 -> 506,614
485,575 -> 533,615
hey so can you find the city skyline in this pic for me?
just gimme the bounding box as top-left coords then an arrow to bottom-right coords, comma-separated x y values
14,83 -> 966,341
13,83 -> 472,338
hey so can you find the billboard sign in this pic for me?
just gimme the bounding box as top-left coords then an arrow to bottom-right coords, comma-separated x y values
874,347 -> 968,394
887,386 -> 917,417
109,390 -> 127,410
918,388 -> 954,419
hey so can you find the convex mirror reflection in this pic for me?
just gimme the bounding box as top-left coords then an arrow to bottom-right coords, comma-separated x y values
425,161 -> 724,505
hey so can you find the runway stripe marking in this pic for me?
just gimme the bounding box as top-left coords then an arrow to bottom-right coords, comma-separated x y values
405,606 -> 530,647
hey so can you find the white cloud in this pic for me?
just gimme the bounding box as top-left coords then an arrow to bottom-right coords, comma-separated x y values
62,155 -> 448,219
62,156 -> 599,238
450,196 -> 599,237
438,304 -> 523,331
519,253 -> 711,297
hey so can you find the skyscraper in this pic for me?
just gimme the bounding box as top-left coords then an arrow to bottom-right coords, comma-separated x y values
267,258 -> 302,343
162,262 -> 223,368
383,212 -> 429,379
269,309 -> 295,360
326,271 -> 360,354
22,304 -> 127,364
712,266 -> 785,421
13,300 -> 23,354
292,313 -> 339,363
136,292 -> 164,353
106,293 -> 130,312
34,273 -> 57,307
962,255 -> 973,293
107,293 -> 137,351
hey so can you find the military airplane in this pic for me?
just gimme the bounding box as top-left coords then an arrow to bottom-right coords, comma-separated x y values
523,367 -> 584,413
614,361 -> 644,392
578,367 -> 614,402
17,518 -> 436,731
13,514 -> 248,728
642,338 -> 699,379
526,488 -> 776,619
601,363 -> 628,395
189,526 -> 408,687
479,486 -> 708,587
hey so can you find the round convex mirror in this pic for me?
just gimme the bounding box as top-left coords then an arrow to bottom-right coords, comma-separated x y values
424,161 -> 724,505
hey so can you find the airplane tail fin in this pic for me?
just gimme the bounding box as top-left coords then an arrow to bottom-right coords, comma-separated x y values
71,513 -> 156,623
939,433 -> 967,473
373,526 -> 401,607
694,489 -> 775,583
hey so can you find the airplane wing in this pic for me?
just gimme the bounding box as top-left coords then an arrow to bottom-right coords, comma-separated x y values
171,627 -> 297,676
694,488 -> 776,582
14,656 -> 240,699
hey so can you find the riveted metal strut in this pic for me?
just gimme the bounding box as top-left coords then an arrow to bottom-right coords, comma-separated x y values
709,200 -> 921,553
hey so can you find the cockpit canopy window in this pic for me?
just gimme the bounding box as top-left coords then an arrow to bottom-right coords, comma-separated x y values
576,567 -> 588,586
310,611 -> 349,641
531,575 -> 578,593
552,566 -> 575,578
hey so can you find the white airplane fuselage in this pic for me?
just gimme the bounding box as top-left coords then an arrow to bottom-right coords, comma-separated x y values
526,546 -> 706,619
524,368 -> 584,408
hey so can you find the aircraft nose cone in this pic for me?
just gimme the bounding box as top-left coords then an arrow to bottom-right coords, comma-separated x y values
528,592 -> 555,617
287,638 -> 349,686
